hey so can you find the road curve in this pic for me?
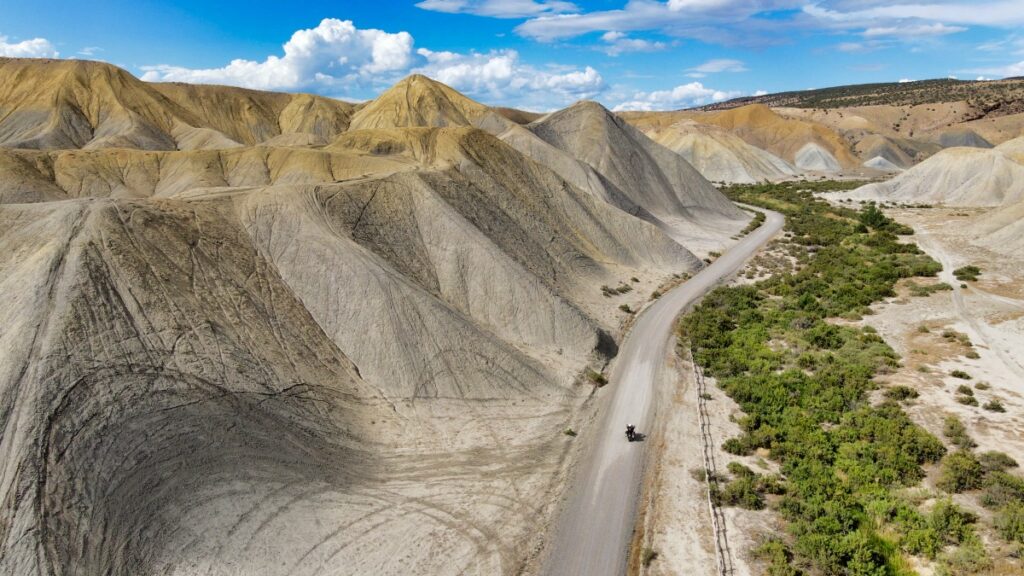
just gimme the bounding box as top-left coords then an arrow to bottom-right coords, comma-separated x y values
540,208 -> 784,576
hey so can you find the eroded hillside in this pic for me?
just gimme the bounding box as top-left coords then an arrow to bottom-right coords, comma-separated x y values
0,57 -> 748,576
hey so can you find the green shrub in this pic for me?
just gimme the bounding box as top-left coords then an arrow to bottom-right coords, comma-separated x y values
586,369 -> 608,386
956,395 -> 979,406
943,416 -> 976,450
978,451 -> 1018,474
996,502 -> 1024,543
722,437 -> 752,456
908,281 -> 953,297
754,539 -> 800,576
951,370 -> 972,380
714,475 -> 766,510
937,451 -> 985,493
619,304 -> 633,314
936,538 -> 991,575
955,384 -> 973,396
983,399 -> 1006,412
884,385 -> 919,401
728,461 -> 756,478
981,472 -> 1024,509
953,266 -> 981,282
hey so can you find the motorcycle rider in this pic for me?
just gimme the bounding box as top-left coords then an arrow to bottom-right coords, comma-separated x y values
625,424 -> 636,441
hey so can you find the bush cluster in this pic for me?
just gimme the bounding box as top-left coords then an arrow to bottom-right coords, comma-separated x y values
681,183 -> 982,574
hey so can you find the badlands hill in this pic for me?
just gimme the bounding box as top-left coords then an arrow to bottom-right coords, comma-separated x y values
351,76 -> 748,248
644,120 -> 797,183
0,57 -> 747,576
621,78 -> 1024,177
526,101 -> 746,242
623,104 -> 859,173
848,136 -> 1024,207
0,57 -> 354,150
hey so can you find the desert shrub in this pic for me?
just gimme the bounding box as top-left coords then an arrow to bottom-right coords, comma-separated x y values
728,461 -> 756,478
981,472 -> 1024,509
983,399 -> 1006,413
953,265 -> 981,281
938,451 -> 985,493
995,502 -> 1024,543
754,539 -> 801,576
619,304 -> 633,314
884,385 -> 918,401
908,281 -> 953,297
585,369 -> 607,386
714,475 -> 766,510
978,451 -> 1018,473
951,370 -> 971,380
943,416 -> 976,450
956,395 -> 979,406
955,385 -> 974,396
936,538 -> 991,575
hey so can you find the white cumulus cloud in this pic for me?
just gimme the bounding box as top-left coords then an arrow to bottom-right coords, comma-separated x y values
0,35 -> 59,58
416,48 -> 603,107
140,19 -> 414,91
612,81 -> 741,111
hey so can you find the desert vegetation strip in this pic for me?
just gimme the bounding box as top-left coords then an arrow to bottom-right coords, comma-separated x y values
678,181 -> 1020,575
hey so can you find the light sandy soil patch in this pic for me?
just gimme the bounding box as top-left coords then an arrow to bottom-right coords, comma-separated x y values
638,345 -> 780,576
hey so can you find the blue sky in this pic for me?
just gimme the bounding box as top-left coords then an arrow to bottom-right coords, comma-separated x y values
3,0 -> 1024,111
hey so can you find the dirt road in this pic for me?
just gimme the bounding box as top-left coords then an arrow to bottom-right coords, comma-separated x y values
540,209 -> 784,576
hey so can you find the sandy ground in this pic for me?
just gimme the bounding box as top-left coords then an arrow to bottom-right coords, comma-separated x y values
638,351 -> 779,576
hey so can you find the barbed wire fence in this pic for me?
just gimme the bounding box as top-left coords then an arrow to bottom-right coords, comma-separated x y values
692,351 -> 735,576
